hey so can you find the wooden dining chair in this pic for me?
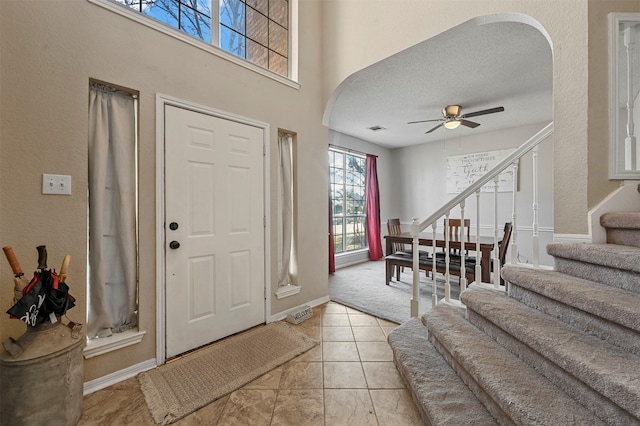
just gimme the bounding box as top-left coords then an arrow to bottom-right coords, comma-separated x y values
437,218 -> 471,259
443,221 -> 513,285
385,218 -> 431,284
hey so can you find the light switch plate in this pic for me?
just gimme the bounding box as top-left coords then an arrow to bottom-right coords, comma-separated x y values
42,174 -> 72,195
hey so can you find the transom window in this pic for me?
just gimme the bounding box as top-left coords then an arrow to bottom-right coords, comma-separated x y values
329,149 -> 367,254
115,0 -> 289,77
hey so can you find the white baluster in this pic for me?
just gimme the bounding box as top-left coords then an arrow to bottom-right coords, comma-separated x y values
511,159 -> 519,265
532,146 -> 540,268
475,189 -> 482,283
431,222 -> 438,307
444,212 -> 450,303
411,217 -> 420,317
459,200 -> 467,292
493,175 -> 500,289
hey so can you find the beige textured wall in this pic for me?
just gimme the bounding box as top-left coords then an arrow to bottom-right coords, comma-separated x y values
587,0 -> 640,210
0,0 -> 328,381
321,0 -> 639,236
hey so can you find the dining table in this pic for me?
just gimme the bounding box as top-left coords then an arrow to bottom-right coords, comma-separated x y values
384,232 -> 501,283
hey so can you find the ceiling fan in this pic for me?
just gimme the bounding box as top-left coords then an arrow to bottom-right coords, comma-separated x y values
408,105 -> 505,134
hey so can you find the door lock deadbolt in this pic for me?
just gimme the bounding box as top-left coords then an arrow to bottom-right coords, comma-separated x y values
169,222 -> 179,230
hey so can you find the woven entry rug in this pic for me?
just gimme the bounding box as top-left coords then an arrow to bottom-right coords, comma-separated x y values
138,321 -> 317,425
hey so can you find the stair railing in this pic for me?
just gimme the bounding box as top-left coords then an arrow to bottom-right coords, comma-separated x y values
408,122 -> 554,317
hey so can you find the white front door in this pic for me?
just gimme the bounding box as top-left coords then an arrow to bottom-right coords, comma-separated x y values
164,105 -> 265,359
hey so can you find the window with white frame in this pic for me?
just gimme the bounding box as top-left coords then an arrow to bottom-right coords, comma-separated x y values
114,0 -> 289,77
329,148 -> 367,254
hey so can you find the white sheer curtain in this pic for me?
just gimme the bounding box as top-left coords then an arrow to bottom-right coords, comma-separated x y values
278,132 -> 294,286
88,84 -> 138,339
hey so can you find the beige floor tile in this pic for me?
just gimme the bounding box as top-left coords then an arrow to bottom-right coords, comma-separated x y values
298,325 -> 322,341
361,362 -> 406,389
377,318 -> 400,328
242,366 -> 283,389
217,389 -> 276,426
324,389 -> 378,426
348,314 -> 380,327
323,341 -> 361,361
381,326 -> 398,337
324,303 -> 349,314
356,341 -> 394,361
279,362 -> 323,389
78,382 -> 154,426
323,362 -> 368,388
323,326 -> 355,341
369,389 -> 423,425
322,313 -> 351,327
292,343 -> 322,362
271,389 -> 324,425
174,396 -> 229,425
352,326 -> 386,342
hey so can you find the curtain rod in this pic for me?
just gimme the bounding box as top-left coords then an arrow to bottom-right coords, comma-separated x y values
329,144 -> 378,158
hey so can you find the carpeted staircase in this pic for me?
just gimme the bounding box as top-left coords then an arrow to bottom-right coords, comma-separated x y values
388,212 -> 640,425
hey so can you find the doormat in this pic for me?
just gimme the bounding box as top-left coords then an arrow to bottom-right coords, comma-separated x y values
138,321 -> 317,425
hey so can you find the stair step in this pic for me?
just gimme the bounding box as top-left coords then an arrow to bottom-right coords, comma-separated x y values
461,285 -> 640,425
547,242 -> 640,292
387,317 -> 497,425
422,302 -> 605,426
502,265 -> 640,355
601,212 -> 640,248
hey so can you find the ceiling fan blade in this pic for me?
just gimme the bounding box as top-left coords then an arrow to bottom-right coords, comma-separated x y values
407,118 -> 443,124
460,106 -> 504,119
425,123 -> 444,134
459,119 -> 480,128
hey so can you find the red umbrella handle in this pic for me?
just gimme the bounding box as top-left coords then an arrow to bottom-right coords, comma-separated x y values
3,246 -> 24,277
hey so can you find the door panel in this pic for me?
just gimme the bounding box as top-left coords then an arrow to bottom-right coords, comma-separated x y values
165,105 -> 265,358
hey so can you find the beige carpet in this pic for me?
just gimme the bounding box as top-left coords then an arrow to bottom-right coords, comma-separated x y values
138,322 -> 317,425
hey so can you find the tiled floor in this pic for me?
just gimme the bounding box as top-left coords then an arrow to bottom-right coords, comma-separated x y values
78,302 -> 423,425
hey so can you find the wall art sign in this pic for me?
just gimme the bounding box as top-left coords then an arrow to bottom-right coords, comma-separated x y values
447,149 -> 516,194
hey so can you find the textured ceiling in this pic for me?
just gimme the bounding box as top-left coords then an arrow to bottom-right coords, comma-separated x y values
326,16 -> 554,149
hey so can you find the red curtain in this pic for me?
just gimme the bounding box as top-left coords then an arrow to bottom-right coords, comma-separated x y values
328,184 -> 335,273
366,155 -> 383,260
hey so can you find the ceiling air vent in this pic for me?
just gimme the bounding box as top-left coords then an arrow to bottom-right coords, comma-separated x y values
368,125 -> 386,132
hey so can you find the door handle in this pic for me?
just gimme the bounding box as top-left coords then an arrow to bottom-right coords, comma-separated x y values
169,241 -> 180,250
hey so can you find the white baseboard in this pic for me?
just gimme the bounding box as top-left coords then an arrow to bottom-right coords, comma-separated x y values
553,233 -> 592,244
269,294 -> 330,322
83,358 -> 157,395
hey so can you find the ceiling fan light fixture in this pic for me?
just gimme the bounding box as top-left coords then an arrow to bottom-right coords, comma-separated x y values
444,119 -> 461,130
444,105 -> 461,117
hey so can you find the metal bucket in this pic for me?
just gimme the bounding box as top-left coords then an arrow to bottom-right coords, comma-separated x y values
0,320 -> 84,425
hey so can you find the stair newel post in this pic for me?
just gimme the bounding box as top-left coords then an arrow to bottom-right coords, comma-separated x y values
431,222 -> 438,308
460,200 -> 467,292
411,217 -> 420,317
511,159 -> 519,265
444,212 -> 451,302
493,175 -> 500,289
532,146 -> 540,267
475,189 -> 482,282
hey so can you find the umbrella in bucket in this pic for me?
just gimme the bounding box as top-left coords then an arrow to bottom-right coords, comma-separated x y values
6,245 -> 75,326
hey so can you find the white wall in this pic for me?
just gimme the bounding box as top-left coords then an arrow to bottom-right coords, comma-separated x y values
391,122 -> 554,265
